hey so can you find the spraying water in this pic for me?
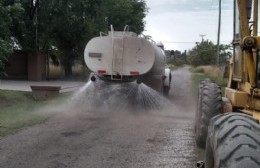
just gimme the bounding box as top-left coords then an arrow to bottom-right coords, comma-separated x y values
70,80 -> 92,101
69,77 -> 171,113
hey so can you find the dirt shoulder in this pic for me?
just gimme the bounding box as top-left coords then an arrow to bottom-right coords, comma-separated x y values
0,80 -> 85,92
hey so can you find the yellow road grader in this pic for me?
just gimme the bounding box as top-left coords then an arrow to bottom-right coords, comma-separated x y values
195,0 -> 260,167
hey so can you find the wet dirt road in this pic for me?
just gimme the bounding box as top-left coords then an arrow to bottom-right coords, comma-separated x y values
0,66 -> 199,168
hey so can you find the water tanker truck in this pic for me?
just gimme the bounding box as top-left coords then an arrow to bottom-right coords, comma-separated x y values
84,26 -> 171,95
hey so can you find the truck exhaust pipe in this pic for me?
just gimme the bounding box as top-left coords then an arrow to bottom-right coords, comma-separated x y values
136,78 -> 142,84
90,75 -> 96,82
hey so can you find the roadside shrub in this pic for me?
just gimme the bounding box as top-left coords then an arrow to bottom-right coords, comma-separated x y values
193,67 -> 205,73
192,65 -> 228,86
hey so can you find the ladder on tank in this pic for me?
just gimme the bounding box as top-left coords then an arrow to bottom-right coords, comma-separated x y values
111,25 -> 129,80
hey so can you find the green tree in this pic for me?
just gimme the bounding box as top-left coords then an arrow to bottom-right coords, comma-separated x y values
219,44 -> 232,64
0,0 -> 23,78
187,40 -> 231,66
44,0 -> 103,77
9,0 -> 147,78
100,0 -> 147,34
166,50 -> 187,66
5,0 -> 39,51
48,0 -> 147,77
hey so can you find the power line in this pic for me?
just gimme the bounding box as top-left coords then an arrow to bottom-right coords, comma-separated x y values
161,41 -> 231,44
162,41 -> 197,44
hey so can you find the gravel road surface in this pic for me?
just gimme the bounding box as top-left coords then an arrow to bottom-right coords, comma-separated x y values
0,66 -> 200,168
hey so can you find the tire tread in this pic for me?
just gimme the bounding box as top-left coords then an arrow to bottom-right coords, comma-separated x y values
206,113 -> 260,168
195,80 -> 223,148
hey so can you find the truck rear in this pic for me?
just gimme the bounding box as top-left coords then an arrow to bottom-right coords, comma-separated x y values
84,26 -> 171,95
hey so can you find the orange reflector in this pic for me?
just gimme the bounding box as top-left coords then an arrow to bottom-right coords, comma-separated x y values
130,71 -> 140,75
98,70 -> 106,74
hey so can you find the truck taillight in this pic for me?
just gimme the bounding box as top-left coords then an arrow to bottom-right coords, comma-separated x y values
98,70 -> 106,74
130,71 -> 140,75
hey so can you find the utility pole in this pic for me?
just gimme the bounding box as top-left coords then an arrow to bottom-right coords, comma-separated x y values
36,7 -> 38,50
216,0 -> 222,66
199,34 -> 206,42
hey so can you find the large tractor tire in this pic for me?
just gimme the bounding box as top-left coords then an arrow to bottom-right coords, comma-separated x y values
205,113 -> 260,168
195,79 -> 211,133
195,80 -> 223,148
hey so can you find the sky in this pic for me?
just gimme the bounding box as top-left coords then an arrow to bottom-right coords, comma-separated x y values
143,0 -> 233,51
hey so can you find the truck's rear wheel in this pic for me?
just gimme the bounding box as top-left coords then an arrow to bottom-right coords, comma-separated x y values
163,86 -> 170,96
205,113 -> 260,168
195,80 -> 223,148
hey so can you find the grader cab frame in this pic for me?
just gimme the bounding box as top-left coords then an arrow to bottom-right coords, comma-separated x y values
195,0 -> 260,167
228,0 -> 260,120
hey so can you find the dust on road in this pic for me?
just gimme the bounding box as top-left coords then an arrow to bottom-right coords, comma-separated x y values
0,66 -> 199,168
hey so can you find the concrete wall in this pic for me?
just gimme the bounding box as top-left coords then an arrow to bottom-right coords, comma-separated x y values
5,51 -> 28,80
5,51 -> 87,80
5,51 -> 47,81
28,52 -> 46,81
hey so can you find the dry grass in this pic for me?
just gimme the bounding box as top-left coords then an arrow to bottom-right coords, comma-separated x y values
192,65 -> 228,86
48,64 -> 88,79
49,64 -> 64,79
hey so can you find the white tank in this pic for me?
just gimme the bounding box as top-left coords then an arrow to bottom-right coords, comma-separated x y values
84,28 -> 171,94
84,32 -> 164,77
